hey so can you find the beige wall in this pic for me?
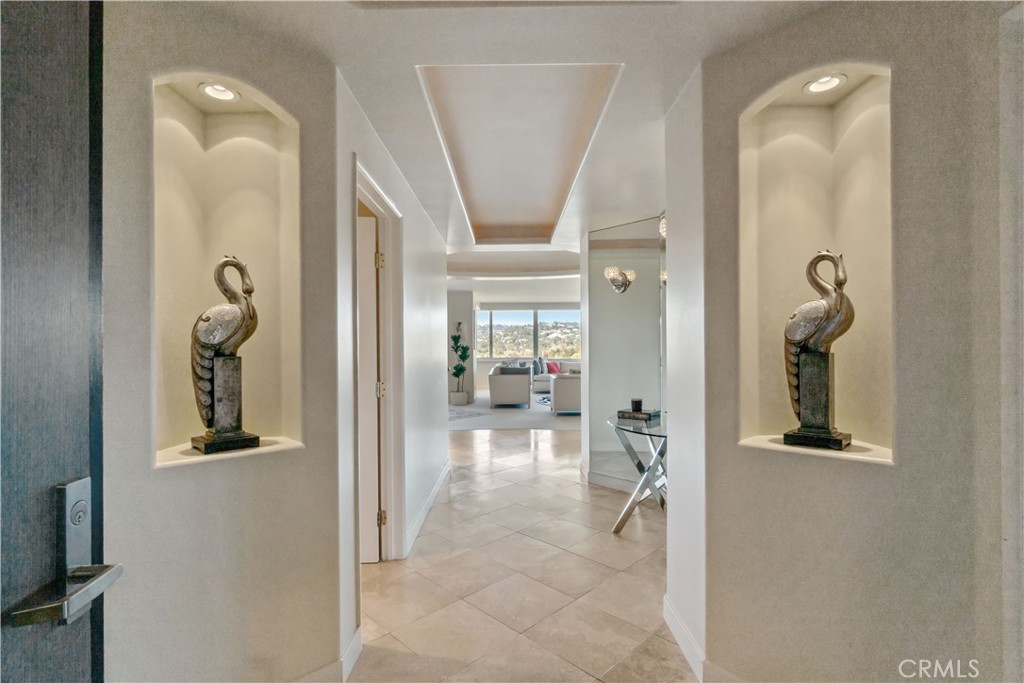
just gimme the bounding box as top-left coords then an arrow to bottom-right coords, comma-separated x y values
665,3 -> 1017,680
104,3 -> 342,681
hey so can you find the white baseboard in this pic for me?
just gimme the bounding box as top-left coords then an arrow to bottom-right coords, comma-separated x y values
403,460 -> 451,556
342,627 -> 363,682
663,595 -> 705,682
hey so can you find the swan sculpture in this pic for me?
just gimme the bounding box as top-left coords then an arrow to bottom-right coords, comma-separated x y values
191,256 -> 258,428
784,250 -> 854,419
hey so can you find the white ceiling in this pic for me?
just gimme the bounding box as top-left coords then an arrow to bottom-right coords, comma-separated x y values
219,1 -> 824,274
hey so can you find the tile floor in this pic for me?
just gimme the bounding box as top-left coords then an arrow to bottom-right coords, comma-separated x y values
352,429 -> 696,683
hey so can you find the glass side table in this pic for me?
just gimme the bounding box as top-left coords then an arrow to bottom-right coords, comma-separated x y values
606,415 -> 667,533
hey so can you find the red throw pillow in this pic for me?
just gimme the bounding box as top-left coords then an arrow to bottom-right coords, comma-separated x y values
545,361 -> 560,374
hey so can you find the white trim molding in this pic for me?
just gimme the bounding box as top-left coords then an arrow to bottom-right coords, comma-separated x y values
404,460 -> 452,556
342,627 -> 363,682
664,595 -> 705,682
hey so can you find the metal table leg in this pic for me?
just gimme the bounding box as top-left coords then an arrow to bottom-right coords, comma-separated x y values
612,433 -> 667,534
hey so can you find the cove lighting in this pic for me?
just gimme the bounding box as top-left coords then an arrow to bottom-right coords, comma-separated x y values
199,82 -> 239,102
803,73 -> 847,94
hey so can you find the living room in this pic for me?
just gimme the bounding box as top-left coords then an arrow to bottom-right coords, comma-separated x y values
447,252 -> 584,431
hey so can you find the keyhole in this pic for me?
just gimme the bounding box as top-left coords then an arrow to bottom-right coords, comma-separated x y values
70,500 -> 88,526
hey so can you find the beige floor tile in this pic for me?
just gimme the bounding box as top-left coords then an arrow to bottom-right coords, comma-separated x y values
494,453 -> 541,467
449,491 -> 515,516
361,572 -> 459,632
623,546 -> 667,593
359,612 -> 389,644
558,502 -> 628,531
480,533 -> 564,571
600,633 -> 698,682
519,490 -> 582,516
520,518 -> 600,549
419,503 -> 477,536
654,621 -> 677,644
568,532 -> 659,571
401,533 -> 469,571
347,634 -> 444,682
447,634 -> 593,682
470,476 -> 518,492
360,560 -> 414,591
524,602 -> 649,678
578,571 -> 665,632
588,489 -> 637,512
465,572 -> 573,632
436,517 -> 515,550
616,515 -> 667,548
415,549 -> 515,597
516,548 -> 617,599
465,460 -> 515,474
392,600 -> 517,677
480,504 -> 554,531
492,468 -> 539,483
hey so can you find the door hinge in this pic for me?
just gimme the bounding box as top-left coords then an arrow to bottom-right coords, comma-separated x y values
375,381 -> 387,398
377,509 -> 388,527
374,251 -> 385,269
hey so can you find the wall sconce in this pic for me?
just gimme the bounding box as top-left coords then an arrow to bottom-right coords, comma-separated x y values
658,214 -> 667,239
604,266 -> 636,293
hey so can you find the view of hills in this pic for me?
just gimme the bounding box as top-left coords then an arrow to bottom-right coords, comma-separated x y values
476,320 -> 581,359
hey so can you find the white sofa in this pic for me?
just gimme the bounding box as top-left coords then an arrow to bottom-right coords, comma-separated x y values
550,373 -> 582,414
532,360 -> 581,393
488,366 -> 532,407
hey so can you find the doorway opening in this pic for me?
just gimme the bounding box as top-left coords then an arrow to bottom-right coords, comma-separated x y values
355,166 -> 401,567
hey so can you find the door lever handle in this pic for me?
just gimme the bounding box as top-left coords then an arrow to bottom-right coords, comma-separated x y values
6,563 -> 124,626
2,477 -> 123,627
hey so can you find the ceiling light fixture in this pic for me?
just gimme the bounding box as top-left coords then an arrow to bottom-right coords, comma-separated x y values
198,82 -> 239,102
803,73 -> 847,94
604,266 -> 636,294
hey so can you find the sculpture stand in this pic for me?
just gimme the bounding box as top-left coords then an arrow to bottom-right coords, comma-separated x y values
191,356 -> 260,454
784,351 -> 851,451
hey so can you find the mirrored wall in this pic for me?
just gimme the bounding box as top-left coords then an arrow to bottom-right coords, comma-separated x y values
587,216 -> 666,490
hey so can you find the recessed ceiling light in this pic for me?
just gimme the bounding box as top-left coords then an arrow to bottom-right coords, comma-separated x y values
198,82 -> 238,102
803,73 -> 847,94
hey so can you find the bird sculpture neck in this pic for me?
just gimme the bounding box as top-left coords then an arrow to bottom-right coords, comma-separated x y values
215,258 -> 250,305
806,251 -> 846,313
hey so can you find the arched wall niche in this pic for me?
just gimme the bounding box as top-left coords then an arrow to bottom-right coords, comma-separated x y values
737,63 -> 893,460
153,72 -> 303,464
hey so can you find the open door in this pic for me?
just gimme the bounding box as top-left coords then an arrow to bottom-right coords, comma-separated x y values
356,204 -> 383,563
2,3 -> 120,681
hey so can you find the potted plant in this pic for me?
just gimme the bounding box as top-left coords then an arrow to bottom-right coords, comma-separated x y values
449,322 -> 471,405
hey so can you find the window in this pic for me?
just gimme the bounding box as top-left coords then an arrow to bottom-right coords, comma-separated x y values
538,310 -> 581,359
475,310 -> 490,358
490,310 -> 534,358
475,307 -> 581,359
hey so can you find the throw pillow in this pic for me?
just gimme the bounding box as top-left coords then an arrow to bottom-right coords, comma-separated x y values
532,358 -> 542,375
546,361 -> 561,374
568,368 -> 582,375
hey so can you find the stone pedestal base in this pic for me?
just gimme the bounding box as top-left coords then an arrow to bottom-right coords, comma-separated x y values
784,351 -> 851,451
191,356 -> 259,454
783,427 -> 851,450
191,430 -> 260,454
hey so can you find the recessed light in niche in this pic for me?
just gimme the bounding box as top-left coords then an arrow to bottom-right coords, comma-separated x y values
198,82 -> 239,102
803,73 -> 847,94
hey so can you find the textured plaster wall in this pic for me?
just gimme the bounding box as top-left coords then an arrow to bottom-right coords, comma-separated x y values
104,4 -> 341,680
665,3 -> 1015,680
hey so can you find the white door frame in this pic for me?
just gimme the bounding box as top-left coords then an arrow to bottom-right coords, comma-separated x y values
356,162 -> 404,561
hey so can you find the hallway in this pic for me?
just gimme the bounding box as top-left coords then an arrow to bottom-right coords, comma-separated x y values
353,430 -> 693,682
